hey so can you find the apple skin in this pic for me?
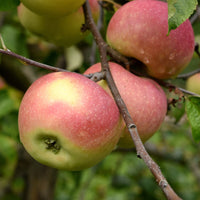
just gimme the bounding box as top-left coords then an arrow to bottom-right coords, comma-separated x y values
20,0 -> 85,17
18,72 -> 122,170
84,62 -> 167,147
186,73 -> 200,95
17,0 -> 99,47
106,0 -> 195,79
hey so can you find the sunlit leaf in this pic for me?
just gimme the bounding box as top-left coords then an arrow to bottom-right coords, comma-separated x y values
167,0 -> 197,32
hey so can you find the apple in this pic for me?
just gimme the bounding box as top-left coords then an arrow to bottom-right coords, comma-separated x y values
84,62 -> 167,147
20,0 -> 86,17
18,72 -> 122,170
17,0 -> 99,47
106,0 -> 195,79
186,73 -> 200,95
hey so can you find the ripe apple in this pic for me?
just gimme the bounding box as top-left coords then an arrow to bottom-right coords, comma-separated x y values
17,0 -> 99,47
106,0 -> 195,79
84,62 -> 167,147
18,72 -> 122,170
20,0 -> 85,17
186,73 -> 200,95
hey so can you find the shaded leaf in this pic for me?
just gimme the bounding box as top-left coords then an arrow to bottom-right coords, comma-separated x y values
168,101 -> 185,123
185,96 -> 200,142
0,0 -> 20,11
0,89 -> 16,118
0,134 -> 18,188
1,25 -> 29,57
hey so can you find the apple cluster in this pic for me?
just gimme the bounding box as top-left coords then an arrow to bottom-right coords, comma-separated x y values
18,0 -> 100,47
18,65 -> 167,171
18,0 -> 195,171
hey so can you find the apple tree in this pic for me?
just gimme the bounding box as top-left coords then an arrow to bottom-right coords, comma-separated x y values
0,0 -> 200,199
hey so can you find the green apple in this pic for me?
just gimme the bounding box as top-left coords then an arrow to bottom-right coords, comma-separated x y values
84,62 -> 167,147
18,0 -> 99,47
18,72 -> 122,170
106,0 -> 195,79
20,0 -> 85,17
186,73 -> 200,95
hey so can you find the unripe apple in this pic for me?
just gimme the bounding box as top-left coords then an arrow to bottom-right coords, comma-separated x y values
18,72 -> 122,170
106,0 -> 195,79
186,73 -> 200,95
84,62 -> 167,147
20,0 -> 85,17
17,0 -> 99,47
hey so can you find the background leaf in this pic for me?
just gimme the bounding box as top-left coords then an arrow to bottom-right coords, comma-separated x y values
167,0 -> 197,32
0,0 -> 20,11
0,134 -> 18,189
185,96 -> 200,142
1,25 -> 29,57
0,89 -> 16,118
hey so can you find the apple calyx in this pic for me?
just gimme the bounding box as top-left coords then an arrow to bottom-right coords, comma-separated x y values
44,137 -> 61,154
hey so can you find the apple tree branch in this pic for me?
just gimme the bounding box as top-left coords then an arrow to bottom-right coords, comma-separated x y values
83,1 -> 182,200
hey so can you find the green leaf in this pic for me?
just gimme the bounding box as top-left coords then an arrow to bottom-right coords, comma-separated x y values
168,101 -> 185,124
185,96 -> 200,142
1,25 -> 29,57
0,0 -> 20,11
1,111 -> 20,140
167,0 -> 197,32
0,134 -> 18,188
0,89 -> 16,118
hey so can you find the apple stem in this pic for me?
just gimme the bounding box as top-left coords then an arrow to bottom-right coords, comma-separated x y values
158,80 -> 200,97
83,1 -> 182,199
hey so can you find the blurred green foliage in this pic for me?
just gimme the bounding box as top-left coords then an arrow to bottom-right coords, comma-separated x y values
0,1 -> 200,200
0,0 -> 20,11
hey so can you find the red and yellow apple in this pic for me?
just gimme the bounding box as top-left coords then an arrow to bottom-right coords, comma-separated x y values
20,0 -> 86,17
106,0 -> 195,79
18,72 -> 122,170
186,73 -> 200,95
18,0 -> 99,47
84,62 -> 167,147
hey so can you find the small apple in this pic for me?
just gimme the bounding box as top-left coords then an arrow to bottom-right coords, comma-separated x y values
84,62 -> 167,147
20,0 -> 85,17
186,73 -> 200,95
18,72 -> 122,170
106,0 -> 195,79
18,0 -> 99,47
